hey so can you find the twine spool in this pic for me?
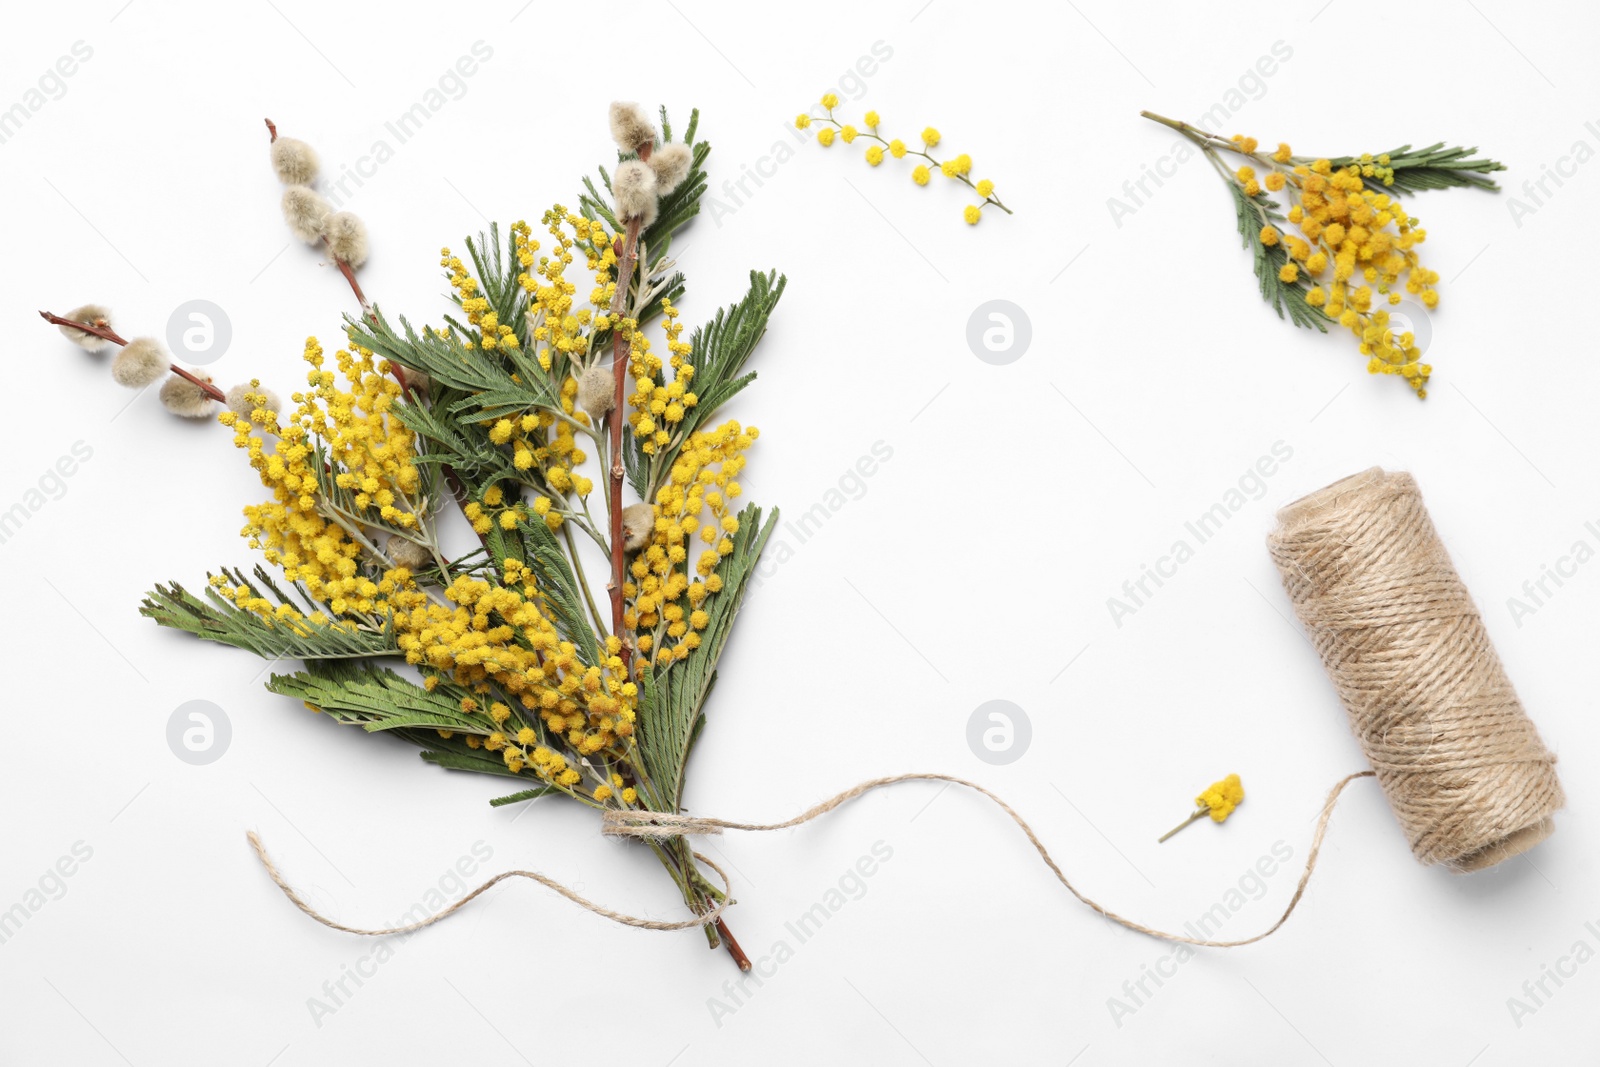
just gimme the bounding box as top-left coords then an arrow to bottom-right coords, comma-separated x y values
1267,467 -> 1563,871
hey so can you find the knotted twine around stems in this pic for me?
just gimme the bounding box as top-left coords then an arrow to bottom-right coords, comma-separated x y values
1267,467 -> 1563,871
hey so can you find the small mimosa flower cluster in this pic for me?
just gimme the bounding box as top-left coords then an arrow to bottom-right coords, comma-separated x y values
796,93 -> 1011,225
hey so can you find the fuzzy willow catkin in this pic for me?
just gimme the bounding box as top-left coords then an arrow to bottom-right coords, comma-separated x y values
1268,468 -> 1563,871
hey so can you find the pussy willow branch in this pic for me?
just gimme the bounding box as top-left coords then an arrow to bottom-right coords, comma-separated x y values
39,311 -> 227,402
607,140 -> 652,676
260,118 -> 478,549
600,141 -> 752,974
264,118 -> 372,317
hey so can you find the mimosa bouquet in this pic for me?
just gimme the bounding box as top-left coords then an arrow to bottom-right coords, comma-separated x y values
45,102 -> 782,969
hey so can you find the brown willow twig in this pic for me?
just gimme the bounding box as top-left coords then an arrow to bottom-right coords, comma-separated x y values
328,247 -> 372,315
40,310 -> 226,402
715,915 -> 752,973
607,166 -> 647,676
602,143 -> 752,973
41,308 -> 124,346
265,117 -> 370,316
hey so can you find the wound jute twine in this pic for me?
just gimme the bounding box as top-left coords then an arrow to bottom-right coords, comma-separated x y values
1267,467 -> 1563,870
247,467 -> 1563,948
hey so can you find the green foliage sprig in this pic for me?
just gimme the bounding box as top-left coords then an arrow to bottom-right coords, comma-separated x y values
1142,110 -> 1506,399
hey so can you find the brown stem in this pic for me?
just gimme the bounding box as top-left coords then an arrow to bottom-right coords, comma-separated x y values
265,117 -> 278,143
599,148 -> 748,972
671,839 -> 751,972
326,237 -> 372,316
169,364 -> 228,402
41,310 -> 225,402
40,309 -> 125,346
712,914 -> 752,972
607,140 -> 651,674
607,223 -> 640,671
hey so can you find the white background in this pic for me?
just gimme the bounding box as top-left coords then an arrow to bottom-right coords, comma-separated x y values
2,0 -> 1597,1063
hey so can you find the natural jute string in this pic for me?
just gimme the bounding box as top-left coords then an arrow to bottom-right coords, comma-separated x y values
250,770 -> 1372,949
246,831 -> 737,934
1267,467 -> 1563,871
247,467 -> 1561,945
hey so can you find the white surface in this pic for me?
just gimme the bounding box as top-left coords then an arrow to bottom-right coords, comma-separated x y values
3,0 -> 1597,1063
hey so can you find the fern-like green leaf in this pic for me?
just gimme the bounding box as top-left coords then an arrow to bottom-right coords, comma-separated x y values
347,307 -> 558,418
514,513 -> 603,666
1226,183 -> 1330,334
1325,143 -> 1506,196
637,504 -> 778,808
627,271 -> 786,495
417,746 -> 532,781
461,223 -> 528,337
266,661 -> 474,732
142,571 -> 399,660
489,786 -> 559,807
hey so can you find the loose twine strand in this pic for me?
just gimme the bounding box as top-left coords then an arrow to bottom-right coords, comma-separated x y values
246,467 -> 1562,946
246,832 -> 737,934
604,770 -> 1378,947
248,770 -> 1373,948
